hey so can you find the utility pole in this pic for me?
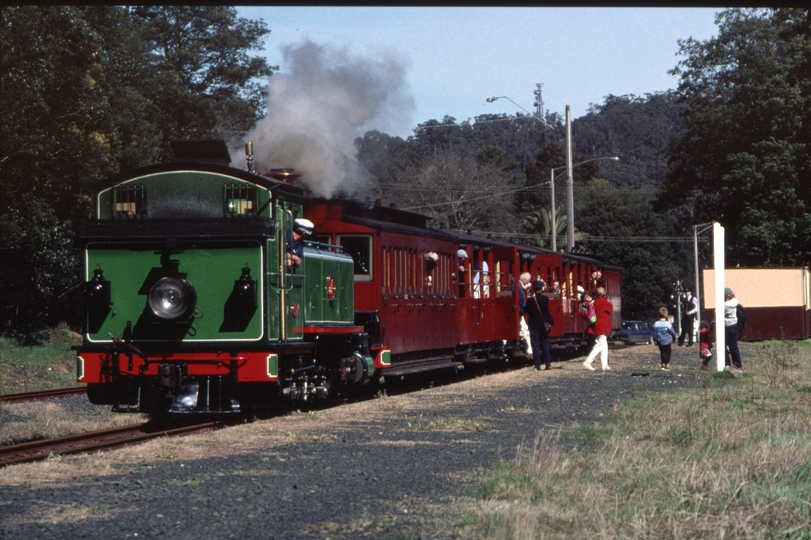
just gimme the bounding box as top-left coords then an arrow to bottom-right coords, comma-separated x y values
550,168 -> 556,252
565,105 -> 574,252
673,279 -> 684,335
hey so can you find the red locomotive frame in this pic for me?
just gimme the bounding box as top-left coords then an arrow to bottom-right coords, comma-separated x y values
306,197 -> 622,376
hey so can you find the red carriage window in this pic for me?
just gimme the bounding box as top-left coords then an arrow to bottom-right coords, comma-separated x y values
408,248 -> 417,295
383,247 -> 392,294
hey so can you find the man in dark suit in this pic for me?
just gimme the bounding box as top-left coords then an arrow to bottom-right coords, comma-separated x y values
526,280 -> 555,371
678,288 -> 699,346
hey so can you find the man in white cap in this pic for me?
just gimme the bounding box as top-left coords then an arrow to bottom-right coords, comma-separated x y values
456,249 -> 468,296
286,218 -> 313,268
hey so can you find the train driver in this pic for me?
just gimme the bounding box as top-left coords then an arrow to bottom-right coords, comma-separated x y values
285,218 -> 314,268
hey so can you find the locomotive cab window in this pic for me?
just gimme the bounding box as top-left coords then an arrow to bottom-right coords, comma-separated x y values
338,235 -> 373,282
224,184 -> 257,216
113,185 -> 146,218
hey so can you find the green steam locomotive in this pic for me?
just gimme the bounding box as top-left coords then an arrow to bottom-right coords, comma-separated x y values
75,140 -> 381,415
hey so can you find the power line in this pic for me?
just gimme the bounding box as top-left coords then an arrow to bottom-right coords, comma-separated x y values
389,182 -> 660,210
401,181 -> 548,210
449,230 -> 708,244
415,114 -> 563,130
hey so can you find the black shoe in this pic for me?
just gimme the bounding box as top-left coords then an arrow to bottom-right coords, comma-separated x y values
535,365 -> 542,371
677,341 -> 684,347
543,365 -> 552,370
687,343 -> 693,347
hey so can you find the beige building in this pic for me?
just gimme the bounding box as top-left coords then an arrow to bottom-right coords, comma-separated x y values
702,267 -> 811,340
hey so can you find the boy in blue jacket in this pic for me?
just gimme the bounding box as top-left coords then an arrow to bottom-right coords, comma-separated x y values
653,307 -> 677,371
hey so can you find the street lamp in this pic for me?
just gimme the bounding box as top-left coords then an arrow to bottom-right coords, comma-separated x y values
692,222 -> 713,328
486,95 -> 557,129
549,156 -> 619,251
487,96 -> 579,251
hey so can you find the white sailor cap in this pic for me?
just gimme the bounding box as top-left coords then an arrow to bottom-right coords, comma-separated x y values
293,218 -> 314,236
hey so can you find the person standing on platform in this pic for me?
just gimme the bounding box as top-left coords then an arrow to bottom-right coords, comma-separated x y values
526,280 -> 554,371
517,272 -> 533,357
678,288 -> 699,346
653,307 -> 677,371
724,288 -> 744,372
582,287 -> 613,371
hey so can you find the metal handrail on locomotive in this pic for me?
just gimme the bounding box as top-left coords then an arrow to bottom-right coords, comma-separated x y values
75,140 -> 621,416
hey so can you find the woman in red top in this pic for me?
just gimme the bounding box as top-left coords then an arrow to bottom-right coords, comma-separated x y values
582,287 -> 614,371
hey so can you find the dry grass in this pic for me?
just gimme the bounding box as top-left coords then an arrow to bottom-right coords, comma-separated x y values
0,399 -> 146,445
4,340 -> 811,540
477,340 -> 811,539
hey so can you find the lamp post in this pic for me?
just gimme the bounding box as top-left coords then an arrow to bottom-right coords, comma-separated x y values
549,156 -> 619,251
487,96 -> 613,252
692,222 -> 713,327
486,96 -> 574,250
565,106 -> 574,252
486,95 -> 557,129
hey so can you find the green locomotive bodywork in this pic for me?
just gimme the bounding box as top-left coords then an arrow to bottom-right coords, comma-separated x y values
76,143 -> 369,415
85,242 -> 266,343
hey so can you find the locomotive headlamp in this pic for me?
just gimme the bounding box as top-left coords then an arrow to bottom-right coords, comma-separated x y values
234,266 -> 257,308
87,267 -> 111,307
148,276 -> 195,320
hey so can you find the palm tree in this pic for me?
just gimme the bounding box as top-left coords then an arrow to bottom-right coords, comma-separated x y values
523,206 -> 567,249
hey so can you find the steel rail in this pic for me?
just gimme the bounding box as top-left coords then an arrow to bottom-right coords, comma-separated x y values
0,386 -> 87,404
0,421 -> 222,467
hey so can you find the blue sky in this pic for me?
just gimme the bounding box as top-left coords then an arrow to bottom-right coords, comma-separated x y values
237,6 -> 720,139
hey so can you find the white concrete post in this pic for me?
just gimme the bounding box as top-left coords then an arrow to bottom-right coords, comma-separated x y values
713,223 -> 725,372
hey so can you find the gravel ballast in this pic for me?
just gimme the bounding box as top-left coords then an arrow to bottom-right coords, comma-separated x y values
0,345 -> 734,539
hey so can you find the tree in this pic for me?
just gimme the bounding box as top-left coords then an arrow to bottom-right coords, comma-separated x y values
574,92 -> 685,196
130,6 -> 275,154
523,206 -> 567,249
0,6 -> 275,334
577,179 -> 682,320
0,198 -> 80,333
355,130 -> 425,201
660,8 -> 811,266
1,6 -> 112,219
383,150 -> 522,234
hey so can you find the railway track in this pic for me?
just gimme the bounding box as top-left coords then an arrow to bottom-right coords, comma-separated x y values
0,386 -> 87,404
0,421 -> 223,468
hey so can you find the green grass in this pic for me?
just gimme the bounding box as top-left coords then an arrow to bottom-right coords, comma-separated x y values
0,324 -> 81,393
474,339 -> 811,539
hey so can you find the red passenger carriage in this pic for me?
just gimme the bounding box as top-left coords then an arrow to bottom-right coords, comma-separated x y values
306,197 -> 622,377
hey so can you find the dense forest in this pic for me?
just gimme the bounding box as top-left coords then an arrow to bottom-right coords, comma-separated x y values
2,6 -> 810,336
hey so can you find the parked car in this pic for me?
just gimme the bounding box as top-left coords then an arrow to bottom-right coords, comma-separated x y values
621,320 -> 652,345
